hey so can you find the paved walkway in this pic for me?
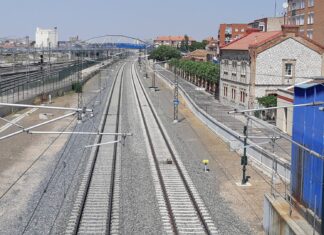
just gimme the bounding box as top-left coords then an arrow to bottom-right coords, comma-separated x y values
155,64 -> 292,162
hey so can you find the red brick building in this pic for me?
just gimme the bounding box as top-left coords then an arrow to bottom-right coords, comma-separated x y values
287,0 -> 324,45
218,24 -> 248,47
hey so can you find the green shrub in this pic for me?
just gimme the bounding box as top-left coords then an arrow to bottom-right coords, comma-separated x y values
72,82 -> 82,93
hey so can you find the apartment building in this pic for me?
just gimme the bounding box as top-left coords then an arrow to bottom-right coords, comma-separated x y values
287,0 -> 324,45
218,24 -> 248,47
219,25 -> 324,109
153,36 -> 195,48
248,17 -> 284,32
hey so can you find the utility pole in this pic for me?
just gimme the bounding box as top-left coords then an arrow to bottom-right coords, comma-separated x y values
40,49 -> 44,96
145,47 -> 148,78
274,0 -> 277,17
48,41 -> 52,90
26,36 -> 30,96
173,67 -> 179,123
77,52 -> 83,122
241,118 -> 250,184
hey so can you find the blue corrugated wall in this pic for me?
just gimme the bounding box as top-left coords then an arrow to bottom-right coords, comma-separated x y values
291,84 -> 324,218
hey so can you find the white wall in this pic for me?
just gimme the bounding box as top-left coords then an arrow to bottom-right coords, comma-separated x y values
35,27 -> 58,48
256,38 -> 322,88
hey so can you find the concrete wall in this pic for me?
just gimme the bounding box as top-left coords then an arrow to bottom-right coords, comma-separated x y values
276,89 -> 294,135
267,17 -> 285,32
263,193 -> 318,235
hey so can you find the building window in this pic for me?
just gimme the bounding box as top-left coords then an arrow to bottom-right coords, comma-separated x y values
235,28 -> 238,32
225,27 -> 232,35
231,88 -> 236,100
241,28 -> 245,33
285,63 -> 293,77
240,90 -> 246,103
296,14 -> 305,25
241,61 -> 247,77
308,0 -> 314,7
307,12 -> 314,24
300,0 -> 305,8
224,59 -> 229,71
232,60 -> 237,70
283,60 -> 296,82
223,86 -> 228,97
231,61 -> 237,79
307,29 -> 313,39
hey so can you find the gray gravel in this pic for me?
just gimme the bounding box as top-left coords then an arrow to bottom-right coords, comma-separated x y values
119,63 -> 164,234
156,65 -> 292,160
137,64 -> 255,235
0,61 -> 123,235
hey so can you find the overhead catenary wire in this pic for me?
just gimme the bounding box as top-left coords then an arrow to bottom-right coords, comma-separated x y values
21,62 -> 122,233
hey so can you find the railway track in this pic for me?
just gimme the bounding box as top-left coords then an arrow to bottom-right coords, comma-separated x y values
65,63 -> 125,235
66,61 -> 217,234
130,63 -> 218,235
0,61 -> 94,93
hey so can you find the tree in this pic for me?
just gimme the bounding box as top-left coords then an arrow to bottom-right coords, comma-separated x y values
257,95 -> 277,107
180,34 -> 190,52
169,59 -> 220,85
149,45 -> 181,61
189,41 -> 208,52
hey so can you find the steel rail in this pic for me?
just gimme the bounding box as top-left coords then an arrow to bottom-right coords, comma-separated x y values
131,63 -> 216,234
69,63 -> 125,235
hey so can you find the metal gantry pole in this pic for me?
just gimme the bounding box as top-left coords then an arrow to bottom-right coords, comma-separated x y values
26,36 -> 30,98
241,117 -> 250,184
77,53 -> 83,122
41,48 -> 44,96
173,67 -> 179,123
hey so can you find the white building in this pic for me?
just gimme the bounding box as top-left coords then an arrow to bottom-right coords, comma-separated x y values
35,27 -> 58,48
219,25 -> 324,110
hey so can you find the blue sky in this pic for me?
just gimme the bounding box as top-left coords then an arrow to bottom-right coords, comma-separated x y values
1,0 -> 286,41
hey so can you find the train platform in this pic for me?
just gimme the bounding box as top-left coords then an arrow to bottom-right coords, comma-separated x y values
154,64 -> 292,164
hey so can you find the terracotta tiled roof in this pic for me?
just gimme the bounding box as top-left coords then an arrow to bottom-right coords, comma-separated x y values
154,36 -> 195,42
188,49 -> 215,57
221,31 -> 282,50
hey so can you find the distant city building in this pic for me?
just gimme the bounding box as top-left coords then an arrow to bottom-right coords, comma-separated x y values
35,27 -> 58,48
218,24 -> 248,46
287,0 -> 324,45
0,38 -> 28,49
204,36 -> 219,55
219,25 -> 324,109
184,49 -> 216,62
153,36 -> 195,48
248,17 -> 284,32
69,36 -> 79,43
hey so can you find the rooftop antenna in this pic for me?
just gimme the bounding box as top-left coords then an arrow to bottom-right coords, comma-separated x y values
283,2 -> 289,24
274,0 -> 277,17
